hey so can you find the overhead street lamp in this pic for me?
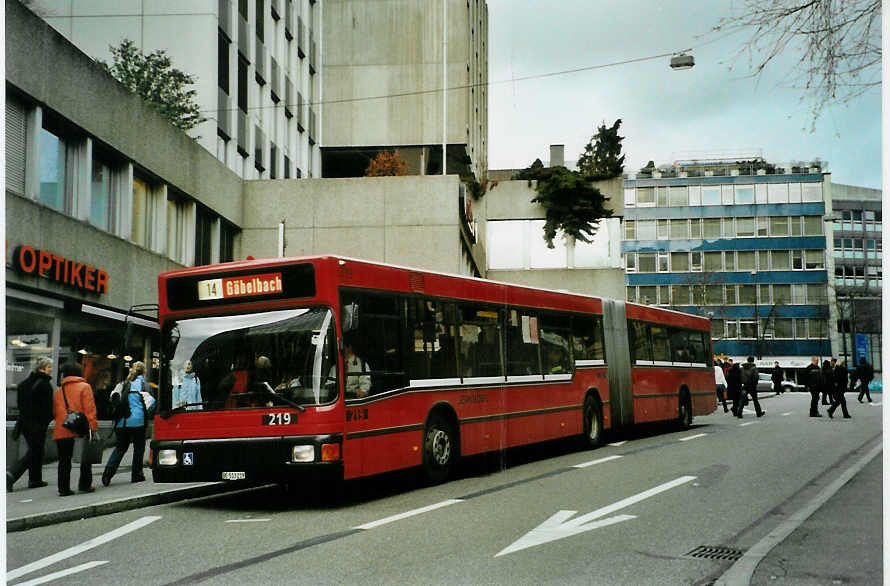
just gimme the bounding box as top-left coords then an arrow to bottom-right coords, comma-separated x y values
670,53 -> 695,70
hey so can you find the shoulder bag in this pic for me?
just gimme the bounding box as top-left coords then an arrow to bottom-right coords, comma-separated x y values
61,383 -> 89,436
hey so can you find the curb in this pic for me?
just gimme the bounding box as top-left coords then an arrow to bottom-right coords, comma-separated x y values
7,482 -> 238,533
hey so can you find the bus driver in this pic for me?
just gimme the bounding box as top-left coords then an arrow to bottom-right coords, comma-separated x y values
335,340 -> 371,399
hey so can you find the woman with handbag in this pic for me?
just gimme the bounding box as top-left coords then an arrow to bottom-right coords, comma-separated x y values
102,362 -> 150,486
52,362 -> 98,496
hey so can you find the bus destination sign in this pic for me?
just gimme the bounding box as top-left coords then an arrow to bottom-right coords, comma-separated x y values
197,273 -> 283,301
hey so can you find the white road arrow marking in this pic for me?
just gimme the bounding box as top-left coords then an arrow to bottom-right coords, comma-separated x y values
15,561 -> 108,586
496,475 -> 696,557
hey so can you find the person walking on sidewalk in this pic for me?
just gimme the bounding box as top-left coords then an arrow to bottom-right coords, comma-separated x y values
52,362 -> 99,496
728,360 -> 743,417
7,357 -> 55,491
828,359 -> 851,419
771,361 -> 785,396
821,359 -> 834,405
102,362 -> 151,486
805,356 -> 823,417
739,356 -> 765,418
856,357 -> 874,403
714,360 -> 729,413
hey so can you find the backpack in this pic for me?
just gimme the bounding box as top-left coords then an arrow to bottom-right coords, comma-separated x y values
740,365 -> 756,389
111,381 -> 132,421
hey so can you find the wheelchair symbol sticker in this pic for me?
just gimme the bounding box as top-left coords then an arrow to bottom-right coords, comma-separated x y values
183,452 -> 194,466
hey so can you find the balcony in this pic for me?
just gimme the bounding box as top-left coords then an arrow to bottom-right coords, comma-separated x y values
218,0 -> 232,40
217,87 -> 231,140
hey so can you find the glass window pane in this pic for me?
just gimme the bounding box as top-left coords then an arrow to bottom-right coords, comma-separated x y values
770,216 -> 789,235
738,284 -> 756,304
505,311 -> 540,376
656,187 -> 669,207
657,253 -> 669,272
788,183 -> 802,203
625,220 -> 636,240
630,321 -> 650,362
671,285 -> 689,305
736,217 -> 755,237
656,219 -> 669,239
704,251 -> 723,271
790,217 -> 802,236
739,321 -> 756,339
650,325 -> 671,362
735,185 -> 755,204
767,183 -> 788,203
637,220 -> 656,240
702,218 -> 721,238
638,254 -> 656,272
90,158 -> 111,230
658,285 -> 670,305
722,185 -> 734,204
804,250 -> 824,269
670,219 -> 689,239
690,219 -> 702,239
669,186 -> 688,206
755,183 -> 767,204
724,218 -> 736,237
626,287 -> 636,303
725,285 -> 738,304
636,187 -> 655,205
801,183 -> 822,202
737,251 -> 755,271
774,318 -> 793,338
807,319 -> 826,339
39,127 -> 67,212
727,320 -> 738,338
702,186 -> 721,205
487,220 -> 526,269
529,220 -> 567,268
638,286 -> 657,305
711,319 -> 724,339
624,188 -> 636,206
132,176 -> 149,246
807,284 -> 826,304
458,306 -> 503,378
804,216 -> 823,235
671,252 -> 689,271
572,315 -> 605,361
625,254 -> 636,271
757,216 -> 769,236
705,285 -> 723,304
688,185 -> 701,205
773,284 -> 791,304
772,250 -> 791,269
725,252 -> 736,271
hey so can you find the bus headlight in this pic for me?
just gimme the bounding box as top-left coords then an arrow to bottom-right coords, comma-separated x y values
158,449 -> 178,466
291,445 -> 315,462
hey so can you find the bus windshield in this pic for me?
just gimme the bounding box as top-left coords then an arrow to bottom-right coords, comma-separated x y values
161,307 -> 338,412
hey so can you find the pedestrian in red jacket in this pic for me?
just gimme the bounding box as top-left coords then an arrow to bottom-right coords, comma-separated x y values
53,362 -> 98,496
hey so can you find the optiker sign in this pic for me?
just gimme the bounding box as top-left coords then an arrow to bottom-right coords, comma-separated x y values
11,244 -> 108,295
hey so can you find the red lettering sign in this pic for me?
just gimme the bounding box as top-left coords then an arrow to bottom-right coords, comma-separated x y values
12,244 -> 108,296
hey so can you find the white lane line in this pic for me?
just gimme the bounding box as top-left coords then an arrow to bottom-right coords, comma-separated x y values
679,433 -> 707,442
573,455 -> 623,469
18,499 -> 33,503
7,516 -> 161,581
739,422 -> 756,427
781,412 -> 792,416
354,499 -> 464,530
716,442 -> 882,586
608,441 -> 628,447
225,518 -> 272,523
15,561 -> 108,586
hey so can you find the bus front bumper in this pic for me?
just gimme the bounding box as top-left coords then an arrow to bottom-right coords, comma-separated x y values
150,434 -> 343,483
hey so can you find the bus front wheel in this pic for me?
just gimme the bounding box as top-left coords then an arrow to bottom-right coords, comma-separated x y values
422,414 -> 456,484
582,396 -> 603,448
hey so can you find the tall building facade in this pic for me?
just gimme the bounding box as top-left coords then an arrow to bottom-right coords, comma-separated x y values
621,157 -> 834,376
322,0 -> 488,180
829,183 -> 882,372
31,0 -> 322,179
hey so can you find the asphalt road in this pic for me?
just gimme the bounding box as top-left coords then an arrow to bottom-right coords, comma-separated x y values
6,393 -> 882,585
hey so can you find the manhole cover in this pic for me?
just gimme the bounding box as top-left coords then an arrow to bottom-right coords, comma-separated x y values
684,545 -> 744,561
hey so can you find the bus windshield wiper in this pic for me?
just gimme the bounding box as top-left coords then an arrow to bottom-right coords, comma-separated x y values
261,382 -> 307,412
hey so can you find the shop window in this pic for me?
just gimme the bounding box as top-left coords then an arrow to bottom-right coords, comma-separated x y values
458,304 -> 502,379
194,206 -> 213,266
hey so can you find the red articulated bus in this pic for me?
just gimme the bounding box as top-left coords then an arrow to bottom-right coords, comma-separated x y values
150,255 -> 715,486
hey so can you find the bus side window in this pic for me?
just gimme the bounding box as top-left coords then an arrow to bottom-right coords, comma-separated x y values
650,325 -> 671,362
571,315 -> 605,362
629,320 -> 651,363
408,298 -> 458,381
505,308 -> 541,376
458,304 -> 503,378
540,313 -> 572,374
339,290 -> 405,394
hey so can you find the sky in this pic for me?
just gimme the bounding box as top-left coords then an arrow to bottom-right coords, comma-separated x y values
486,0 -> 882,189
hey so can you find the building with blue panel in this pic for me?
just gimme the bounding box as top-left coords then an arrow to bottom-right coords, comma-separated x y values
621,157 -> 834,379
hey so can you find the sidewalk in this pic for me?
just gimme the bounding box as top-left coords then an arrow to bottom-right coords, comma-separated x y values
5,444 -> 236,533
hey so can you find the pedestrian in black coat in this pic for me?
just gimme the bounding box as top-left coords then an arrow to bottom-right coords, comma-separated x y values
7,357 -> 55,491
821,360 -> 834,405
805,356 -> 823,417
728,362 -> 743,417
856,357 -> 874,403
771,361 -> 784,395
739,356 -> 764,418
828,359 -> 851,418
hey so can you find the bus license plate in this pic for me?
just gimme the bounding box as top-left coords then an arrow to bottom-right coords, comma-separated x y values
221,471 -> 246,480
262,412 -> 295,425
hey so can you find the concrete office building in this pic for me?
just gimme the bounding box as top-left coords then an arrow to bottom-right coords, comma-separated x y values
322,0 -> 488,180
5,0 -> 486,423
829,183 -> 882,372
621,156 -> 835,376
30,0 -> 322,180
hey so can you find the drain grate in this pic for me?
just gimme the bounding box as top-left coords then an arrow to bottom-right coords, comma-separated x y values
684,545 -> 744,561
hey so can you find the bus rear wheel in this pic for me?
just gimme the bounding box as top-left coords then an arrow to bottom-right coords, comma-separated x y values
677,392 -> 693,429
422,414 -> 457,484
582,396 -> 603,448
